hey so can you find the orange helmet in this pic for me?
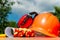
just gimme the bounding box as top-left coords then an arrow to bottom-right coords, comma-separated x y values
29,12 -> 60,37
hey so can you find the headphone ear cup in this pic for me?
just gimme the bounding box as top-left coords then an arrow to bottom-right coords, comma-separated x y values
17,14 -> 33,28
20,17 -> 33,28
18,14 -> 28,28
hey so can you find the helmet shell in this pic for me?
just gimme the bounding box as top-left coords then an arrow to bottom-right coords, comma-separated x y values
30,12 -> 60,37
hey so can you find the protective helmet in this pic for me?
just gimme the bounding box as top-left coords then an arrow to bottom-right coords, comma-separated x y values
29,12 -> 60,37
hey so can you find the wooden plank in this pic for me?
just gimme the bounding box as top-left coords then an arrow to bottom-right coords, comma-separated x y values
0,37 -> 60,40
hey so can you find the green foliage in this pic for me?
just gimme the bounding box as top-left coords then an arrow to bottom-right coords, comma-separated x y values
0,0 -> 15,34
54,6 -> 60,14
53,6 -> 60,21
8,21 -> 17,28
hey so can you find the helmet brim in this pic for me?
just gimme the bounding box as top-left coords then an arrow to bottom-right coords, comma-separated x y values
30,27 -> 58,37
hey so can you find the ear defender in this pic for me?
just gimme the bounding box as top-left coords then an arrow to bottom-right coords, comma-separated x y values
17,12 -> 38,28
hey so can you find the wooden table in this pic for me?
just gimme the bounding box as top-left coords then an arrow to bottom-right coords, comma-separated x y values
0,37 -> 60,40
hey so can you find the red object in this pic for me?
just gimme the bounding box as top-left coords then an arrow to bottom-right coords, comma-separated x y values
25,29 -> 35,37
18,14 -> 33,28
13,32 -> 18,37
17,30 -> 25,37
58,22 -> 60,35
15,28 -> 19,32
13,28 -> 35,37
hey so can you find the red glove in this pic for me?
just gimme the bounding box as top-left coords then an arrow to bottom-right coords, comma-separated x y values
13,28 -> 35,37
